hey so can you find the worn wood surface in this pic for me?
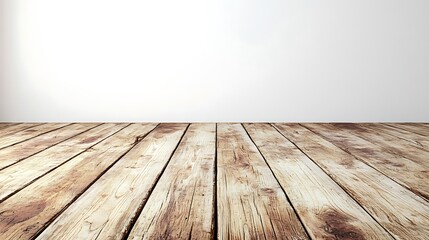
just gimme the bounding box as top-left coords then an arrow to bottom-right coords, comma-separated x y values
0,123 -> 70,149
0,123 -> 99,170
0,123 -> 44,137
243,123 -> 392,239
128,123 -> 215,239
274,123 -> 429,239
0,123 -> 128,202
0,123 -> 428,239
217,123 -> 308,239
303,123 -> 429,201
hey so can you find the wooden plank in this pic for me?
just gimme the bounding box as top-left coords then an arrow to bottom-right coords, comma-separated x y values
35,123 -> 187,240
128,123 -> 215,239
0,123 -> 157,240
328,123 -> 429,168
303,123 -> 429,200
243,123 -> 393,239
216,123 -> 308,239
363,123 -> 429,149
0,123 -> 44,137
0,123 -> 128,202
386,123 -> 429,137
274,123 -> 429,239
0,123 -> 99,170
0,123 -> 70,149
0,123 -> 17,130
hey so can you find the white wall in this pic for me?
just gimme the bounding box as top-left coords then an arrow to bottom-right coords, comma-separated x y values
1,0 -> 429,122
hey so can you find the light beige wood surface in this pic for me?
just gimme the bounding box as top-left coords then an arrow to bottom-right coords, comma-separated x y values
0,123 -> 428,240
0,123 -> 70,149
217,123 -> 308,240
303,123 -> 429,200
386,123 -> 429,136
0,123 -> 99,170
274,123 -> 429,239
243,123 -> 393,239
363,123 -> 429,149
128,123 -> 215,239
0,123 -> 128,202
0,123 -> 20,131
36,123 -> 187,240
0,123 -> 157,239
0,123 -> 44,137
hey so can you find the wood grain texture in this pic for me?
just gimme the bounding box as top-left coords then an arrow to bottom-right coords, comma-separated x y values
274,123 -> 429,239
217,123 -> 308,240
243,123 -> 393,239
328,123 -> 429,168
0,123 -> 70,149
0,123 -> 157,240
0,123 -> 17,130
303,123 -> 429,201
0,123 -> 128,202
128,123 -> 215,240
0,123 -> 44,137
386,123 -> 429,136
364,123 -> 429,149
36,123 -> 187,240
0,122 -> 428,240
0,123 -> 99,170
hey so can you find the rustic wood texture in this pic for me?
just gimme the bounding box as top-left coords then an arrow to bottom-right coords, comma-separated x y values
128,123 -> 215,239
303,123 -> 429,200
36,123 -> 187,240
274,123 -> 429,239
0,123 -> 44,137
0,123 -> 70,149
243,123 -> 392,239
0,123 -> 428,239
0,123 -> 157,239
217,123 -> 308,239
386,123 -> 429,136
0,123 -> 128,202
0,123 -> 99,170
363,123 -> 429,150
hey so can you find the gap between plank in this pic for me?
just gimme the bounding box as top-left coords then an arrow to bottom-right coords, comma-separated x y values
271,123 -> 397,240
0,123 -> 132,204
241,123 -> 312,240
0,123 -> 104,171
31,123 -> 160,240
121,124 -> 191,240
213,123 -> 218,240
299,123 -> 429,203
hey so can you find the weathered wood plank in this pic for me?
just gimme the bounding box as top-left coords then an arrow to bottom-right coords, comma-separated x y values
0,123 -> 128,202
0,123 -> 44,137
217,123 -> 308,240
128,123 -> 215,239
243,123 -> 393,239
303,123 -> 429,201
274,123 -> 429,239
0,123 -> 17,130
35,123 -> 187,240
363,123 -> 429,149
0,123 -> 157,240
328,123 -> 429,168
386,123 -> 429,137
0,123 -> 70,149
0,123 -> 99,170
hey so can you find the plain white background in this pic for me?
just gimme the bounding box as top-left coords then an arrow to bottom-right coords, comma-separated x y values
1,0 -> 428,122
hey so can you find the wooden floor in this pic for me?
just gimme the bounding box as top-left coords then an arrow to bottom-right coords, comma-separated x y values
0,123 -> 428,239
